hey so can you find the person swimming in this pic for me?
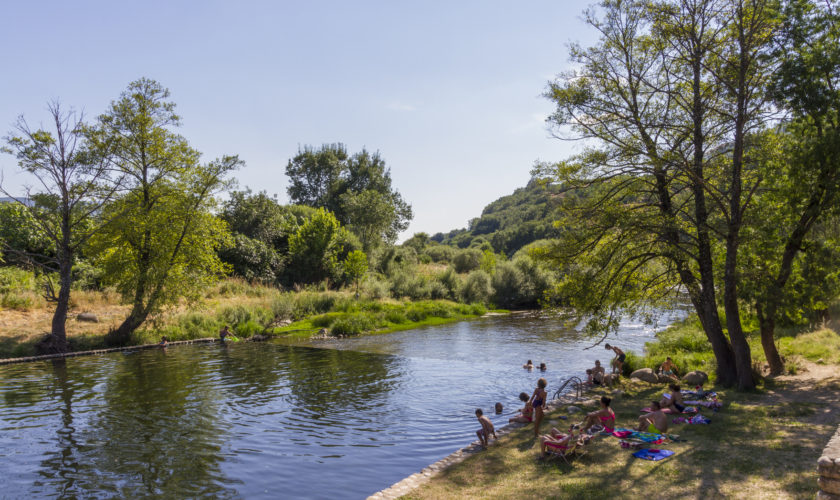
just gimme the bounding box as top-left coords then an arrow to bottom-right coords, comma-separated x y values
523,359 -> 534,370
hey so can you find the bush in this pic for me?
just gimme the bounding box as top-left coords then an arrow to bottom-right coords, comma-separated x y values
435,267 -> 461,300
331,315 -> 373,336
293,291 -> 339,317
361,276 -> 391,300
1,292 -> 35,311
385,310 -> 408,324
71,260 -> 105,291
459,270 -> 493,305
452,249 -> 482,273
271,294 -> 296,320
424,245 -> 456,263
492,261 -> 526,308
0,267 -> 37,294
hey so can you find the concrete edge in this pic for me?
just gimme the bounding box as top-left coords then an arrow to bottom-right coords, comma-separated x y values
0,338 -> 218,365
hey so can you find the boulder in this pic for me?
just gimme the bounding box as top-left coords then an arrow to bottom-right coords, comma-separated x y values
682,370 -> 709,386
657,374 -> 674,383
630,368 -> 659,383
76,312 -> 99,323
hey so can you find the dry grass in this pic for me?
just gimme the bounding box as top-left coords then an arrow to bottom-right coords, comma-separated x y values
405,364 -> 840,500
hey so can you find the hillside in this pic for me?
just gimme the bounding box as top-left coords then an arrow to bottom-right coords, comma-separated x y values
430,179 -> 563,256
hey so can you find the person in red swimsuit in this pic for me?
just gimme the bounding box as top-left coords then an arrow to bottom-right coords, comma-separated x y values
509,392 -> 534,424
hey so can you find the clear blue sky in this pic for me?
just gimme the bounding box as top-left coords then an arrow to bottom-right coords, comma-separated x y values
0,0 -> 595,240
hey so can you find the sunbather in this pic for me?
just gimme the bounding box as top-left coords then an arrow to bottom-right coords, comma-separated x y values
581,396 -> 615,432
638,401 -> 669,434
539,425 -> 578,458
660,384 -> 686,413
588,360 -> 606,385
509,392 -> 534,423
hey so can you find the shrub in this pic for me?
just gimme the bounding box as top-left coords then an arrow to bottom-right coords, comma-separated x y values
361,276 -> 391,300
271,294 -> 296,320
435,268 -> 461,300
459,270 -> 493,305
176,312 -> 222,338
331,315 -> 373,336
492,261 -> 526,308
293,291 -> 339,317
452,249 -> 482,273
425,245 -> 456,263
0,267 -> 37,294
1,292 -> 35,311
385,310 -> 408,324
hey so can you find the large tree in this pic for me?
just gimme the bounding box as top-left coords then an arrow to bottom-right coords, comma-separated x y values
85,79 -> 240,344
538,0 -> 780,389
2,103 -> 117,353
285,144 -> 412,249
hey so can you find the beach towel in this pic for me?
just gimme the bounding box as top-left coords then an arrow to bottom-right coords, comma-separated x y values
641,406 -> 698,414
633,449 -> 675,461
673,414 -> 711,424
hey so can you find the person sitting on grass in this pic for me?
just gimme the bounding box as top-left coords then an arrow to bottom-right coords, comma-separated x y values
581,396 -> 615,432
475,408 -> 496,448
509,392 -> 534,424
660,383 -> 686,413
658,357 -> 679,381
538,424 -> 579,458
638,401 -> 669,435
605,344 -> 626,375
529,378 -> 548,438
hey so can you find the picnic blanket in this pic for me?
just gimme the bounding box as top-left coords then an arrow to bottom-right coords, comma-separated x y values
633,449 -> 675,461
641,406 -> 698,414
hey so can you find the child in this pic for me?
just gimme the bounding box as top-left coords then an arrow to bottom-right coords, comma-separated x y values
509,392 -> 534,423
523,359 -> 534,370
529,378 -> 548,438
638,401 -> 669,434
495,402 -> 503,414
539,362 -> 547,371
475,409 -> 496,447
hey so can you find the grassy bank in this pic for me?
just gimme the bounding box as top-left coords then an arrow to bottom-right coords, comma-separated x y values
0,275 -> 491,359
406,371 -> 840,499
621,304 -> 840,381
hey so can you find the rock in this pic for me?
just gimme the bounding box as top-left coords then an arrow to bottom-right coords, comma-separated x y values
249,334 -> 268,342
277,319 -> 292,327
567,406 -> 582,414
76,313 -> 99,323
682,370 -> 709,386
657,374 -> 673,383
630,368 -> 659,383
318,328 -> 329,337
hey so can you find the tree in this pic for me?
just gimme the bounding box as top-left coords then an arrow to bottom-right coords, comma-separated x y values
2,103 -> 117,353
343,250 -> 368,297
285,144 -> 412,247
538,0 -> 780,388
85,79 -> 240,344
287,208 -> 356,285
742,0 -> 840,374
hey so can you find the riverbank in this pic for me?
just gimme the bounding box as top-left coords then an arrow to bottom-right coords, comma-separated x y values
0,278 -> 496,359
402,359 -> 840,499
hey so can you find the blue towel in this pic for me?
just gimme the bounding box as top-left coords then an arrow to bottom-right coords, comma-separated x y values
633,449 -> 675,461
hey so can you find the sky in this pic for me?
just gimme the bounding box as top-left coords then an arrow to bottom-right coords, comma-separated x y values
0,0 -> 596,240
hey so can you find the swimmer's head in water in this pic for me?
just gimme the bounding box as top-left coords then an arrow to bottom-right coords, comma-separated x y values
495,403 -> 503,413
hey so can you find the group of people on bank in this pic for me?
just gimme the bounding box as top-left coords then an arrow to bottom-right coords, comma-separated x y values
475,343 -> 690,455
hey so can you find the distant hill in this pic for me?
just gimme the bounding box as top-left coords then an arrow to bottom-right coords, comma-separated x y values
431,180 -> 564,256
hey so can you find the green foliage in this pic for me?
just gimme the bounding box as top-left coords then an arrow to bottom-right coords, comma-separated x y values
459,270 -> 493,305
480,249 -> 497,274
285,144 -> 412,250
778,329 -> 840,364
287,208 -> 356,285
452,248 -> 482,273
0,202 -> 54,267
432,180 -> 562,255
331,315 -> 374,336
85,78 -> 239,341
343,250 -> 368,294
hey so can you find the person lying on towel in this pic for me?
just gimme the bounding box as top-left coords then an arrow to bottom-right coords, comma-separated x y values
660,384 -> 686,413
638,401 -> 669,435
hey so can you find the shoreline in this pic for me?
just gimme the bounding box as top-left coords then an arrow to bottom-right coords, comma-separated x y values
367,392 -> 593,500
0,337 -> 218,365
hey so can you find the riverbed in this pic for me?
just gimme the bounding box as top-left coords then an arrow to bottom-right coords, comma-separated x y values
0,311 -> 682,499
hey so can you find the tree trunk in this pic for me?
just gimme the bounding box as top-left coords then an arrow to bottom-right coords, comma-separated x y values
697,288 -> 737,387
757,304 -> 785,375
106,307 -> 149,346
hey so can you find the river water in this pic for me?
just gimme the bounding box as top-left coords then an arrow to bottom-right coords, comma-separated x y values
0,311 -> 682,499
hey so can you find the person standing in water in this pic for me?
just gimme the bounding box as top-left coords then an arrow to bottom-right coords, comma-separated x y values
605,344 -> 626,375
220,325 -> 233,341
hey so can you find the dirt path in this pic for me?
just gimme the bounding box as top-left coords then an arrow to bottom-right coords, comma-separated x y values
765,360 -> 840,426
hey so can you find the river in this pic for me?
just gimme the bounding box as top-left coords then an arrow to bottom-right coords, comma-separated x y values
0,310 -> 683,499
